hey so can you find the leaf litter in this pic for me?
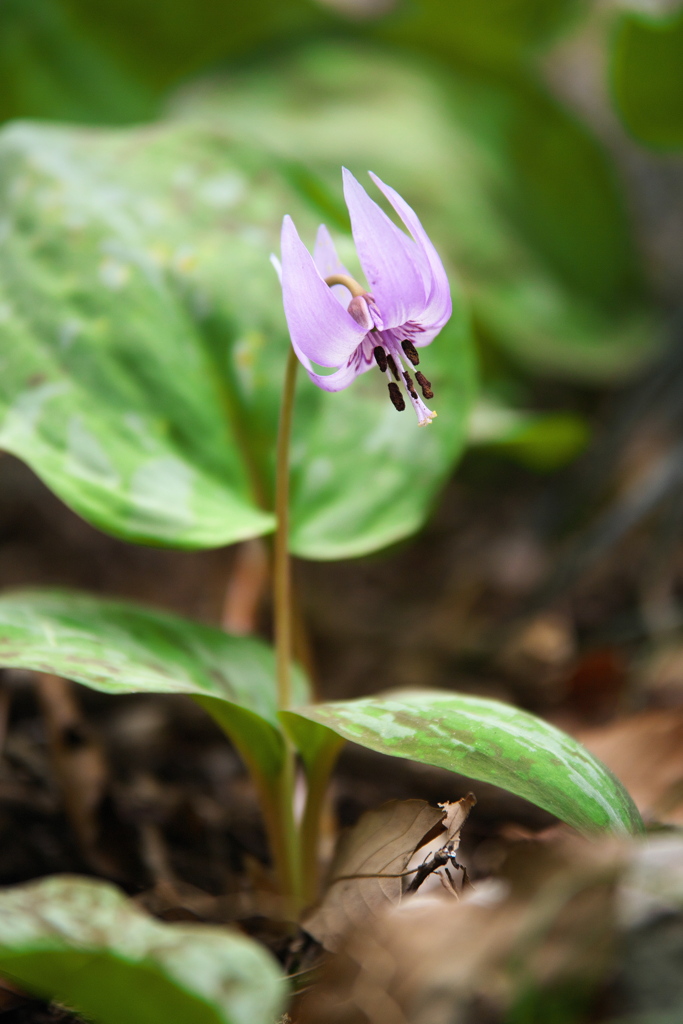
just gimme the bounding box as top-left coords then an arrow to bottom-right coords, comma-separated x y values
578,708 -> 683,824
298,831 -> 683,1024
304,793 -> 476,952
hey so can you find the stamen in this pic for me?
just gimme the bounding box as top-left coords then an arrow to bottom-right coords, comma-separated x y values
387,382 -> 405,411
373,346 -> 388,373
415,371 -> 433,400
386,355 -> 400,381
401,340 -> 420,366
403,370 -> 418,399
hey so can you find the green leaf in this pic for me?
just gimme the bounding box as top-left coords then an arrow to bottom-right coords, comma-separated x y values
0,0 -> 331,125
0,0 -> 154,125
60,0 -> 327,95
0,875 -> 284,1024
611,8 -> 683,151
175,42 -> 655,383
289,311 -> 474,558
283,691 -> 644,837
0,588 -> 309,784
375,0 -> 585,77
0,115 -> 476,557
469,399 -> 590,470
0,121 -> 277,550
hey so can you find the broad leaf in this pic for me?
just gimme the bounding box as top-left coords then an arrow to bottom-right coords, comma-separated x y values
0,122 -> 276,549
283,691 -> 644,837
0,116 -> 475,558
0,0 -> 330,126
0,588 -> 309,785
60,0 -> 326,98
0,0 -> 154,126
611,8 -> 683,151
0,875 -> 284,1024
375,0 -> 583,76
174,42 -> 655,381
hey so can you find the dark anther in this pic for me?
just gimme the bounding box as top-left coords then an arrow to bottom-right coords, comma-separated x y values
403,371 -> 418,399
401,339 -> 420,365
373,346 -> 388,373
388,382 -> 405,411
415,371 -> 433,399
386,355 -> 400,381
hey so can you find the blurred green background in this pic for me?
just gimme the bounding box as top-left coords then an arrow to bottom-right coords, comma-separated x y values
0,0 -> 681,541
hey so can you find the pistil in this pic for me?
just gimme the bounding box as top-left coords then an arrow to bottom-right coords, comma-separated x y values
386,338 -> 437,427
403,370 -> 418,399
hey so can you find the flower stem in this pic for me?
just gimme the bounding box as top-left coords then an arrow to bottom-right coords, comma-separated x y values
274,344 -> 299,712
272,344 -> 302,910
299,737 -> 345,906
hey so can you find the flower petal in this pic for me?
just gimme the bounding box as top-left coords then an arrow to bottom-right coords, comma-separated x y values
369,172 -> 452,338
281,216 -> 367,368
342,168 -> 427,329
269,253 -> 282,283
313,225 -> 352,309
291,337 -> 373,392
304,356 -> 371,392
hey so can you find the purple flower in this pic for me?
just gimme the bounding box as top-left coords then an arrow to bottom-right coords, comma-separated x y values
273,169 -> 451,426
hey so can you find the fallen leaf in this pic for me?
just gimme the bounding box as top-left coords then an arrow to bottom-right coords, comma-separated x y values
440,793 -> 477,843
303,799 -> 445,952
403,793 -> 476,897
299,836 -> 620,1024
578,709 -> 683,824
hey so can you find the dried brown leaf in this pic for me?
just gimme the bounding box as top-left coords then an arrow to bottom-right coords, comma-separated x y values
303,799 -> 444,952
299,837 -> 621,1024
578,709 -> 683,824
440,792 -> 477,843
403,793 -> 476,897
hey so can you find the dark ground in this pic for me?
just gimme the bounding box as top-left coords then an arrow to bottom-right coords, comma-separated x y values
3,344 -> 683,1020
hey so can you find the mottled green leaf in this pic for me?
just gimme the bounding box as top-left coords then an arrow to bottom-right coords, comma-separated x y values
0,875 -> 284,1024
174,42 -> 655,382
611,8 -> 683,151
283,691 -> 643,836
0,122 -> 276,549
0,115 -> 475,557
0,588 -> 309,784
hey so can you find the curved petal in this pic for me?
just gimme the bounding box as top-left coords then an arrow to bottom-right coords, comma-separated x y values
313,225 -> 352,309
405,323 -> 445,348
292,338 -> 373,392
303,358 -> 369,393
281,215 -> 367,368
342,168 -> 426,330
269,252 -> 282,283
369,172 -> 452,334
